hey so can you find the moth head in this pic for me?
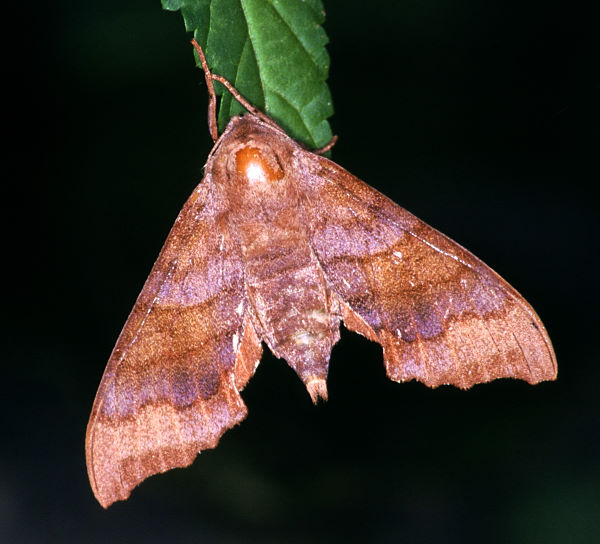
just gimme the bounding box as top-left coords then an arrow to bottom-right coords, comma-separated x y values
210,116 -> 291,190
234,145 -> 283,186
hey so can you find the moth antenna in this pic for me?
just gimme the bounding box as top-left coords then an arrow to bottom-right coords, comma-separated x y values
191,40 -> 334,153
209,73 -> 280,129
191,38 -> 219,142
190,39 -> 283,136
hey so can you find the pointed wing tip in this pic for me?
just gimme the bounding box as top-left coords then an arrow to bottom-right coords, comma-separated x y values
527,363 -> 558,385
85,376 -> 253,507
86,442 -> 200,509
94,486 -> 129,509
86,459 -> 132,509
85,437 -> 133,509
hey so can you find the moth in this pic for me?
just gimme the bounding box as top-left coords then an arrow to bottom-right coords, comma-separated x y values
86,40 -> 557,508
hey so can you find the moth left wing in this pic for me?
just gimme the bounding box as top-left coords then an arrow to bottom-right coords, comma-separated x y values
86,182 -> 262,508
299,152 -> 557,389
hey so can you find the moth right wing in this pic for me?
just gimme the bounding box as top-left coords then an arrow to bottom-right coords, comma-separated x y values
299,152 -> 557,389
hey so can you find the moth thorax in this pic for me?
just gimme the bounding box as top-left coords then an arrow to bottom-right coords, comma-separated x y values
235,146 -> 283,186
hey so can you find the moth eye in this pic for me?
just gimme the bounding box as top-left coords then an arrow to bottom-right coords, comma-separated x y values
235,146 -> 283,184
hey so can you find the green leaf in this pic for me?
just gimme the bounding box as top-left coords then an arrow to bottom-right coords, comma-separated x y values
162,0 -> 333,149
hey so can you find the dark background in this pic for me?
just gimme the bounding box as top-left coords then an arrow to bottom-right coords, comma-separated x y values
4,1 -> 598,542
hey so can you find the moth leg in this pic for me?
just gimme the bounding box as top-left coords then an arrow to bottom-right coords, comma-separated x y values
312,135 -> 339,155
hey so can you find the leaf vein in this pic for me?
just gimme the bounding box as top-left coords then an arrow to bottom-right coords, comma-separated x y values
238,0 -> 267,106
269,1 -> 322,73
263,83 -> 312,138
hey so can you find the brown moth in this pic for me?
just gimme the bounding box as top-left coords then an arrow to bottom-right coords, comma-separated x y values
86,40 -> 557,508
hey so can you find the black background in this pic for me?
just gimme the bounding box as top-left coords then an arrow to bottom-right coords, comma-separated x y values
4,1 -> 599,542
